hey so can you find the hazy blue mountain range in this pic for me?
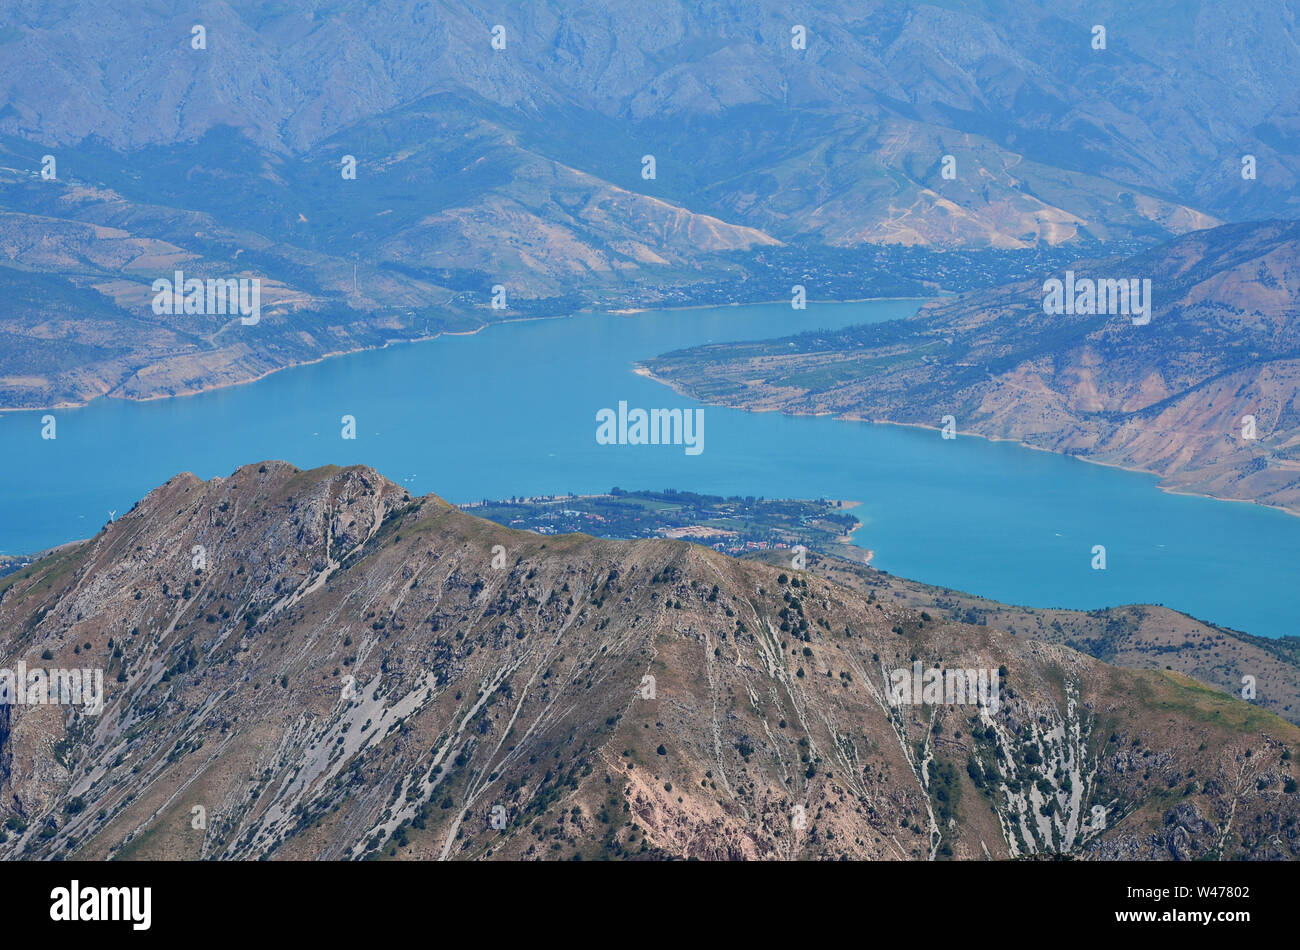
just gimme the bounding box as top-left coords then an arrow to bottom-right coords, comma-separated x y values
3,0 -> 1296,232
2,1 -> 1296,408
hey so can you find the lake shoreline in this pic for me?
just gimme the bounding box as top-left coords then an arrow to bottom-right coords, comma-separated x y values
5,297 -> 1296,639
0,313 -> 561,414
633,367 -> 1300,523
608,295 -> 928,315
0,297 -> 929,414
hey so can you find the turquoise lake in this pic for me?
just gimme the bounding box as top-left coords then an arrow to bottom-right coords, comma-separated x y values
2,299 -> 1298,638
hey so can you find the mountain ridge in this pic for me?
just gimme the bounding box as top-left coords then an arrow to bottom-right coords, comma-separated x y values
0,461 -> 1295,861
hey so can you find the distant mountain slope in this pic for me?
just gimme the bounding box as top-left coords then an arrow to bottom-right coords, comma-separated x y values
0,90 -> 778,409
643,220 -> 1300,514
6,2 -> 1297,407
1,0 -> 1293,233
0,462 -> 1294,860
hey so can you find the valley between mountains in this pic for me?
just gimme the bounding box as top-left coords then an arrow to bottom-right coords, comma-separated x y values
0,462 -> 1295,861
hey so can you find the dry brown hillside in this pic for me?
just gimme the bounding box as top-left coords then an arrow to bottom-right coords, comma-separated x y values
644,220 -> 1300,515
0,463 -> 1295,861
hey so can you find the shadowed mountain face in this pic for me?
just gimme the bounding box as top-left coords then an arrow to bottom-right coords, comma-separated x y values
0,463 -> 1294,861
644,219 -> 1300,514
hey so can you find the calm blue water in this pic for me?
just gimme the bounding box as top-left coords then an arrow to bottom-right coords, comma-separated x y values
2,299 -> 1298,638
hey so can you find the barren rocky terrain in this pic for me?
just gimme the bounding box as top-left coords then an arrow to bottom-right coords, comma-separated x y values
0,462 -> 1295,860
797,551 -> 1300,729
